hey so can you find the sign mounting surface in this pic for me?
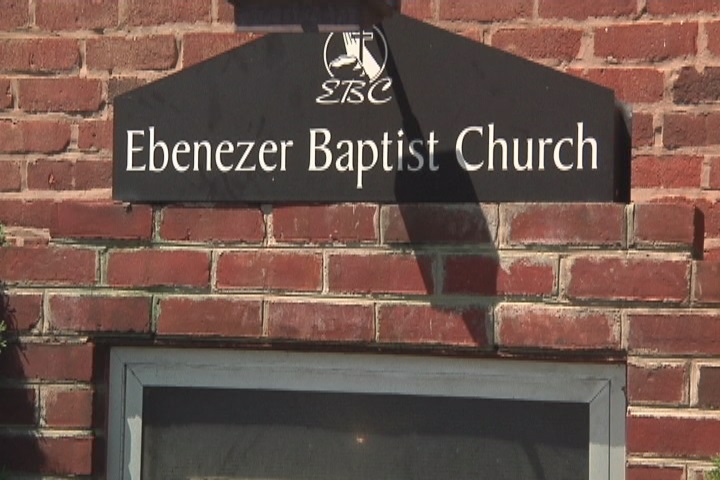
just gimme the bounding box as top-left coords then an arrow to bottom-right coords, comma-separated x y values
113,15 -> 630,203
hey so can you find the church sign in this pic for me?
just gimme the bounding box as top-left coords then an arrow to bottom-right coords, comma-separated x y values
113,15 -> 631,203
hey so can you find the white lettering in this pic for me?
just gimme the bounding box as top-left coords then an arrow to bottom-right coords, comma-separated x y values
215,140 -> 234,172
455,126 -> 484,172
234,141 -> 256,172
149,127 -> 169,172
577,122 -> 598,170
309,128 -> 332,171
553,137 -> 574,171
171,141 -> 190,172
126,130 -> 146,171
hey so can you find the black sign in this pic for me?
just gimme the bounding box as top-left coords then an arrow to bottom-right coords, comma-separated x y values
113,15 -> 630,203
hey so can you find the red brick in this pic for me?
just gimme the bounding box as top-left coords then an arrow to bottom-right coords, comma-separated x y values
160,206 -> 264,243
0,160 -> 21,192
158,297 -> 262,337
108,76 -> 148,102
646,0 -> 720,14
492,27 -> 582,61
595,23 -> 697,62
663,112 -> 720,148
0,199 -> 56,228
0,435 -> 93,475
51,202 -> 152,240
382,204 -> 495,244
502,204 -> 624,246
539,0 -> 636,19
27,158 -> 73,190
628,313 -> 720,355
697,365 -> 720,409
674,67 -> 720,104
710,157 -> 720,189
0,120 -> 71,153
0,246 -> 96,285
632,155 -> 703,188
87,35 -> 178,71
3,293 -> 42,331
444,255 -> 556,296
0,0 -> 29,29
0,38 -> 79,72
570,68 -> 664,104
49,295 -> 151,333
0,78 -> 12,109
632,113 -> 655,148
43,389 -> 93,428
78,119 -> 112,151
0,388 -> 36,426
267,302 -> 374,342
634,203 -> 699,248
627,465 -> 685,480
328,253 -> 432,295
628,363 -> 688,405
401,0 -> 432,19
217,0 -> 236,22
378,304 -> 489,347
440,0 -> 532,21
126,0 -> 211,26
567,256 -> 690,302
496,304 -> 620,350
18,78 -> 103,113
0,343 -> 94,381
709,22 -> 720,57
274,204 -> 377,244
73,159 -> 112,189
217,251 -> 321,291
695,261 -> 720,303
628,415 -> 720,458
182,32 -> 259,67
107,249 -> 210,288
36,0 -> 118,30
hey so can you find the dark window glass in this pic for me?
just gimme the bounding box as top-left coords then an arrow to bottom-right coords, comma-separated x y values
142,387 -> 589,480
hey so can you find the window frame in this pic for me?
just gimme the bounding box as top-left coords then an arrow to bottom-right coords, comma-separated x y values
107,347 -> 626,480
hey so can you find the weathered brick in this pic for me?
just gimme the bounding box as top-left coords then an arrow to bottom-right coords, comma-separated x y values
18,78 -> 103,113
0,38 -> 79,72
2,293 -> 42,331
0,246 -> 97,285
36,0 -> 118,30
492,27 -> 581,61
328,253 -> 432,295
710,157 -> 720,189
567,256 -> 690,302
709,21 -> 720,57
694,261 -> 720,303
632,155 -> 703,188
502,204 -> 624,246
628,415 -> 720,458
634,203 -> 699,249
217,0 -> 236,22
674,67 -> 720,104
444,255 -> 556,296
627,465 -> 685,480
87,35 -> 178,71
267,302 -> 374,342
697,365 -> 720,409
43,388 -> 93,428
48,295 -> 151,333
663,112 -> 720,148
570,68 -> 664,104
646,0 -> 720,14
78,119 -> 112,151
0,160 -> 21,192
158,297 -> 262,337
0,388 -> 36,426
496,304 -> 620,351
0,343 -> 94,381
627,363 -> 688,405
274,204 -> 377,244
108,76 -> 148,102
440,0 -> 532,21
107,249 -> 210,288
0,0 -> 29,30
378,304 -> 490,347
0,435 -> 93,475
628,313 -> 720,355
0,199 -> 56,228
27,158 -> 74,190
382,204 -> 495,244
0,78 -> 12,109
539,0 -> 636,19
595,22 -> 697,62
401,0 -> 432,19
0,120 -> 71,153
161,206 -> 264,243
217,251 -> 322,291
632,113 -> 655,147
51,202 -> 152,240
126,0 -> 212,26
182,32 -> 259,67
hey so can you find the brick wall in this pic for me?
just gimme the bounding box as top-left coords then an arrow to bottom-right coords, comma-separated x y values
0,0 -> 718,478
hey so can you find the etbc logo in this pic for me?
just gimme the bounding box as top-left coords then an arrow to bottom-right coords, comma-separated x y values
316,27 -> 393,105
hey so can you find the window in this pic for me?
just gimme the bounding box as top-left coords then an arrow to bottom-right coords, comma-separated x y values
108,348 -> 625,480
